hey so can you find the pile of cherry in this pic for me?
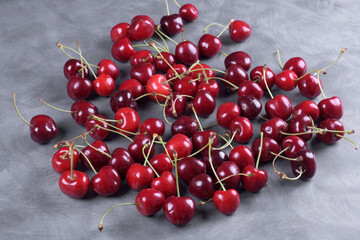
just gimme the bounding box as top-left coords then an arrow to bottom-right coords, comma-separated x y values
13,0 -> 358,230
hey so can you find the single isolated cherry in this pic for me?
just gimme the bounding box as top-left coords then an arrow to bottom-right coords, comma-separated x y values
216,102 -> 241,129
237,81 -> 264,100
223,64 -> 249,88
110,90 -> 138,113
291,150 -> 317,179
93,74 -> 115,97
298,74 -> 323,99
85,114 -> 110,140
80,140 -> 110,170
229,145 -> 254,171
251,137 -> 280,163
216,161 -> 241,189
163,196 -> 196,226
114,107 -> 141,136
190,90 -> 216,117
280,136 -> 307,158
154,52 -> 176,72
171,115 -> 199,137
229,20 -> 251,42
140,118 -> 165,137
265,95 -> 292,121
165,134 -> 193,159
229,116 -> 253,143
189,174 -> 214,200
198,33 -> 222,58
145,74 -> 172,102
149,153 -> 173,175
71,100 -> 98,125
274,70 -> 298,91
179,3 -> 199,22
260,117 -> 288,143
237,95 -> 262,119
292,100 -> 320,121
128,134 -> 155,163
250,66 -> 275,90
130,62 -> 155,85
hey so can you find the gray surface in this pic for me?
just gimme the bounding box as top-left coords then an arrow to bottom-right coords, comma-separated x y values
1,0 -> 360,239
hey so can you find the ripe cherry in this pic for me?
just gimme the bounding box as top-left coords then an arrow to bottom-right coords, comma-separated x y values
212,189 -> 240,215
165,134 -> 193,159
128,134 -> 155,163
163,196 -> 196,226
135,188 -> 165,216
114,107 -> 140,136
189,174 -> 214,199
108,148 -> 134,178
291,150 -> 317,179
237,81 -> 264,100
166,64 -> 187,81
237,96 -> 262,119
63,59 -> 89,80
274,70 -> 298,91
67,76 -> 92,100
175,40 -> 199,66
280,136 -> 307,158
129,16 -> 155,41
52,146 -> 80,174
110,90 -> 138,113
216,161 -> 241,189
111,37 -> 135,62
201,150 -> 228,176
59,170 -> 90,198
130,62 -> 155,85
154,52 -> 176,72
93,74 -> 115,97
190,90 -> 216,117
224,51 -> 252,71
177,157 -> 206,184
188,63 -> 215,83
118,79 -> 144,99
265,95 -> 292,121
216,102 -> 241,129
192,130 -> 219,152
140,118 -> 165,137
316,119 -> 345,144
241,165 -> 268,192
110,22 -> 130,42
298,74 -> 323,99
126,163 -> 154,191
85,114 -> 110,140
149,153 -> 173,175
173,76 -> 198,98
171,115 -> 199,137
80,140 -> 110,170
229,145 -> 254,171
229,116 -> 253,143
260,118 -> 288,143
288,114 -> 314,142
28,115 -> 59,143
91,166 -> 121,196
292,100 -> 320,121
130,50 -> 154,67
223,65 -> 249,88
71,100 -> 98,125
229,20 -> 251,42
146,74 -> 172,102
198,34 -> 222,58
160,14 -> 183,35
98,59 -> 119,80
251,137 -> 280,163
250,66 -> 275,90
318,96 -> 343,120
179,3 -> 199,22
283,57 -> 307,78
164,92 -> 187,118
197,79 -> 219,98
151,171 -> 177,198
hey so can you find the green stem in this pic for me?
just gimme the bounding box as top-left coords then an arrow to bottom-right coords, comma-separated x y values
276,50 -> 284,69
165,0 -> 170,15
213,130 -> 237,151
82,136 -> 112,158
255,132 -> 264,170
12,93 -> 31,126
335,134 -> 358,150
263,65 -> 273,99
217,19 -> 234,38
74,146 -> 97,174
190,106 -> 203,131
39,98 -> 74,113
173,0 -> 181,8
208,138 -> 226,191
174,152 -> 180,197
155,26 -> 179,45
203,23 -> 229,33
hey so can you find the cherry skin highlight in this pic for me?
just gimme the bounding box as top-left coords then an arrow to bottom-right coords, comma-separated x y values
224,51 -> 252,71
283,57 -> 307,78
163,196 -> 196,226
213,189 -> 240,215
179,3 -> 199,22
29,115 -> 58,143
229,20 -> 251,42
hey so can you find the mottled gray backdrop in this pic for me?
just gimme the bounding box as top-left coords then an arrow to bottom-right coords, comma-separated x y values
1,0 -> 360,239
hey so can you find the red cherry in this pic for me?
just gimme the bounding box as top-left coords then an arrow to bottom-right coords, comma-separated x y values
213,189 -> 240,215
97,59 -> 119,80
280,136 -> 307,158
191,90 -> 216,117
223,65 -> 249,88
192,130 -> 219,152
283,57 -> 307,78
165,134 -> 193,159
288,114 -> 314,142
28,115 -> 58,143
175,41 -> 199,66
93,74 -> 115,97
63,59 -> 89,80
118,79 -> 144,99
67,76 -> 92,100
135,188 -> 165,216
188,63 -> 215,83
216,102 -> 241,129
140,118 -> 165,137
292,100 -> 320,121
131,15 -> 155,25
237,96 -> 262,119
52,146 -> 80,174
173,76 -> 198,97
171,115 -> 199,137
114,107 -> 140,136
265,95 -> 292,121
316,119 -> 344,144
189,174 -> 214,199
154,52 -> 176,72
164,92 -> 187,118
149,153 -> 173,175
237,81 -> 264,100
71,100 -> 98,125
129,50 -> 154,67
297,74 -> 323,99
129,17 -> 155,41
110,22 -> 130,42
198,34 -> 222,58
108,148 -> 134,178
59,170 -> 90,198
241,166 -> 268,192
130,62 -> 155,85
229,20 -> 251,42
160,14 -> 183,35
146,74 -> 172,102
229,145 -> 254,171
318,96 -> 343,120
85,114 -> 110,140
111,37 -> 135,62
291,150 -> 317,179
110,90 -> 138,113
126,163 -> 154,191
128,134 -> 155,163
163,196 -> 196,226
179,4 -> 199,22
216,161 -> 241,189
260,118 -> 288,143
250,66 -> 275,90
251,137 -> 280,163
151,171 -> 177,198
177,157 -> 206,184
274,70 -> 298,91
229,116 -> 253,143
80,140 -> 110,170
224,51 -> 252,71
197,79 -> 219,98
91,166 -> 120,196
201,150 -> 228,176
166,64 -> 187,81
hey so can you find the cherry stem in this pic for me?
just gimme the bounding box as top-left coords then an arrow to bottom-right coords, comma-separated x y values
153,30 -> 170,52
272,147 -> 303,180
203,23 -> 229,33
317,71 -> 326,99
203,121 -> 218,129
218,133 -> 234,149
148,38 -> 168,53
215,173 -> 254,184
257,115 -> 269,121
76,41 -> 84,78
190,105 -> 203,131
255,132 -> 264,170
276,50 -> 284,69
263,65 -> 273,99
163,98 -> 172,125
270,149 -> 303,162
280,130 -> 320,136
208,137 -> 226,191
213,130 -> 237,151
172,0 -> 181,8
157,136 -> 174,166
198,198 -> 213,206
307,126 -> 354,135
94,124 -> 134,142
146,134 -> 158,164
69,142 -> 75,180
82,134 -> 112,158
156,26 -> 179,45
55,131 -> 92,149
95,117 -> 138,136
208,77 -> 239,90
219,51 -> 228,57
217,19 -> 234,38
335,134 -> 358,150
188,67 -> 226,75
98,203 -> 140,232
38,98 -> 74,113
284,167 -> 303,181
181,28 -> 185,42
142,143 -> 160,178
165,0 -> 170,15
185,142 -> 210,159
74,146 -> 97,174
173,151 -> 181,197
12,93 -> 31,126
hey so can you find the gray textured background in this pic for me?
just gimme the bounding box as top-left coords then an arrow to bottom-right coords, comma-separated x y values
1,0 -> 360,239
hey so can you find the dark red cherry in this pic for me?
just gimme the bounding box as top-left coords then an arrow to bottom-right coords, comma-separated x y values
154,52 -> 176,72
223,65 -> 249,88
165,134 -> 193,159
29,115 -> 58,143
175,41 -> 199,66
173,76 -> 198,98
292,100 -> 320,121
213,189 -> 240,215
237,81 -> 264,100
171,115 -> 199,137
192,130 -> 219,152
291,150 -> 316,179
224,51 -> 251,71
146,74 -> 172,102
317,119 -> 344,144
71,100 -> 98,125
177,157 -> 206,184
93,74 -> 115,97
149,153 -> 173,175
237,96 -> 262,119
129,17 -> 155,41
59,170 -> 90,198
179,3 -> 199,22
197,79 -> 219,98
201,149 -> 228,176
250,66 -> 275,90
140,118 -> 165,137
283,57 -> 307,78
216,102 -> 241,129
67,76 -> 92,100
126,163 -> 154,191
241,166 -> 268,192
260,118 -> 288,143
164,92 -> 187,118
129,50 -> 154,67
110,90 -> 138,113
111,37 -> 135,62
216,161 -> 241,190
198,34 -> 222,58
163,196 -> 196,226
160,14 -> 183,35
114,107 -> 140,136
229,20 -> 251,42
275,70 -> 298,91
251,137 -> 280,163
280,136 -> 307,158
151,171 -> 177,198
189,174 -> 214,200
91,166 -> 120,196
63,59 -> 89,80
265,95 -> 292,121
85,114 -> 110,140
118,79 -> 144,99
80,140 -> 110,170
130,62 -> 155,85
135,188 -> 165,216
191,90 -> 216,117
108,148 -> 134,178
110,22 -> 130,42
288,114 -> 314,142
298,74 -> 323,99
318,96 -> 343,120
229,116 -> 253,143
166,64 -> 187,81
229,145 -> 254,171
52,146 -> 79,174
128,134 -> 155,164
188,63 -> 215,83
98,59 -> 119,80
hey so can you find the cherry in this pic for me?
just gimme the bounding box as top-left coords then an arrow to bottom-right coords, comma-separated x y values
110,22 -> 130,42
260,118 -> 288,143
27,115 -> 58,143
85,114 -> 110,140
67,76 -> 92,100
140,118 -> 165,137
291,150 -> 317,179
114,107 -> 140,136
126,163 -> 154,191
163,196 -> 196,226
241,165 -> 268,193
198,34 -> 222,58
237,81 -> 264,100
160,14 -> 183,35
229,145 -> 254,171
251,137 -> 280,163
237,96 -> 262,119
297,74 -> 323,99
179,3 -> 199,22
171,115 -> 199,137
223,64 -> 249,88
165,134 -> 193,159
146,74 -> 172,102
177,157 -> 206,184
130,62 -> 155,85
288,114 -> 314,142
250,66 -> 275,90
216,102 -> 241,129
265,94 -> 292,121
212,189 -> 240,215
110,90 -> 138,113
71,100 -> 98,125
111,37 -> 135,62
59,170 -> 90,198
91,166 -> 120,196
283,57 -> 307,78
166,64 -> 187,80
292,100 -> 320,121
192,130 -> 219,152
316,119 -> 345,144
151,171 -> 177,198
118,79 -> 144,99
52,146 -> 80,174
201,150 -> 228,176
229,116 -> 253,143
280,136 -> 307,158
93,74 -> 115,97
188,63 -> 215,83
197,79 -> 219,98
98,59 -> 119,80
318,96 -> 343,120
189,174 -> 214,199
154,52 -> 176,72
164,92 -> 187,118
129,16 -> 155,41
128,134 -> 155,163
229,20 -> 251,42
130,50 -> 154,67
63,59 -> 89,80
149,153 -> 173,175
224,51 -> 252,71
108,147 -> 134,178
80,140 -> 110,170
173,76 -> 198,97
135,188 -> 165,216
190,90 -> 216,117
131,15 -> 155,25
175,40 -> 199,66
216,161 -> 241,189
274,70 -> 298,91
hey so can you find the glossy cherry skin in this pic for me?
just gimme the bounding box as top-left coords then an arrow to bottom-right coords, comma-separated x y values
108,147 -> 134,178
29,115 -> 58,143
241,166 -> 268,192
216,102 -> 241,129
135,188 -> 165,216
237,81 -> 263,100
265,95 -> 292,121
110,90 -> 138,113
298,74 -> 323,99
224,51 -> 252,71
164,92 -> 187,118
140,118 -> 165,137
197,79 -> 219,98
126,163 -> 154,191
146,74 -> 172,102
175,41 -> 199,66
85,114 -> 110,140
52,146 -> 79,174
291,150 -> 316,179
260,118 -> 288,143
213,189 -> 240,215
154,52 -> 176,72
98,59 -> 119,80
114,107 -> 140,136
179,3 -> 199,21
192,130 -> 219,152
171,115 -> 199,137
130,62 -> 155,85
201,150 -> 228,176
151,171 -> 177,198
130,50 -> 154,67
166,64 -> 187,81
198,34 -> 222,58
223,65 -> 249,88
163,196 -> 196,226
237,96 -> 262,119
250,66 -> 275,90
63,59 -> 89,80
59,170 -> 90,198
161,14 -> 183,35
173,76 -> 198,98
275,70 -> 298,91
71,100 -> 98,125
118,79 -> 144,99
91,166 -> 120,196
67,76 -> 92,100
318,96 -> 343,120
283,57 -> 307,78
131,15 -> 155,25
189,174 -> 214,199
292,100 -> 320,121
229,145 -> 254,171
80,140 -> 110,170
165,134 -> 193,159
178,157 -> 208,184
188,63 -> 215,83
288,114 -> 314,142
129,17 -> 154,41
317,119 -> 344,144
191,90 -> 216,117
229,116 -> 253,143
149,154 -> 173,175
93,74 -> 115,97
216,161 -> 241,190
128,134 -> 155,164
111,37 -> 135,62
281,136 -> 307,158
110,22 -> 130,42
229,20 -> 251,42
251,137 -> 280,163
